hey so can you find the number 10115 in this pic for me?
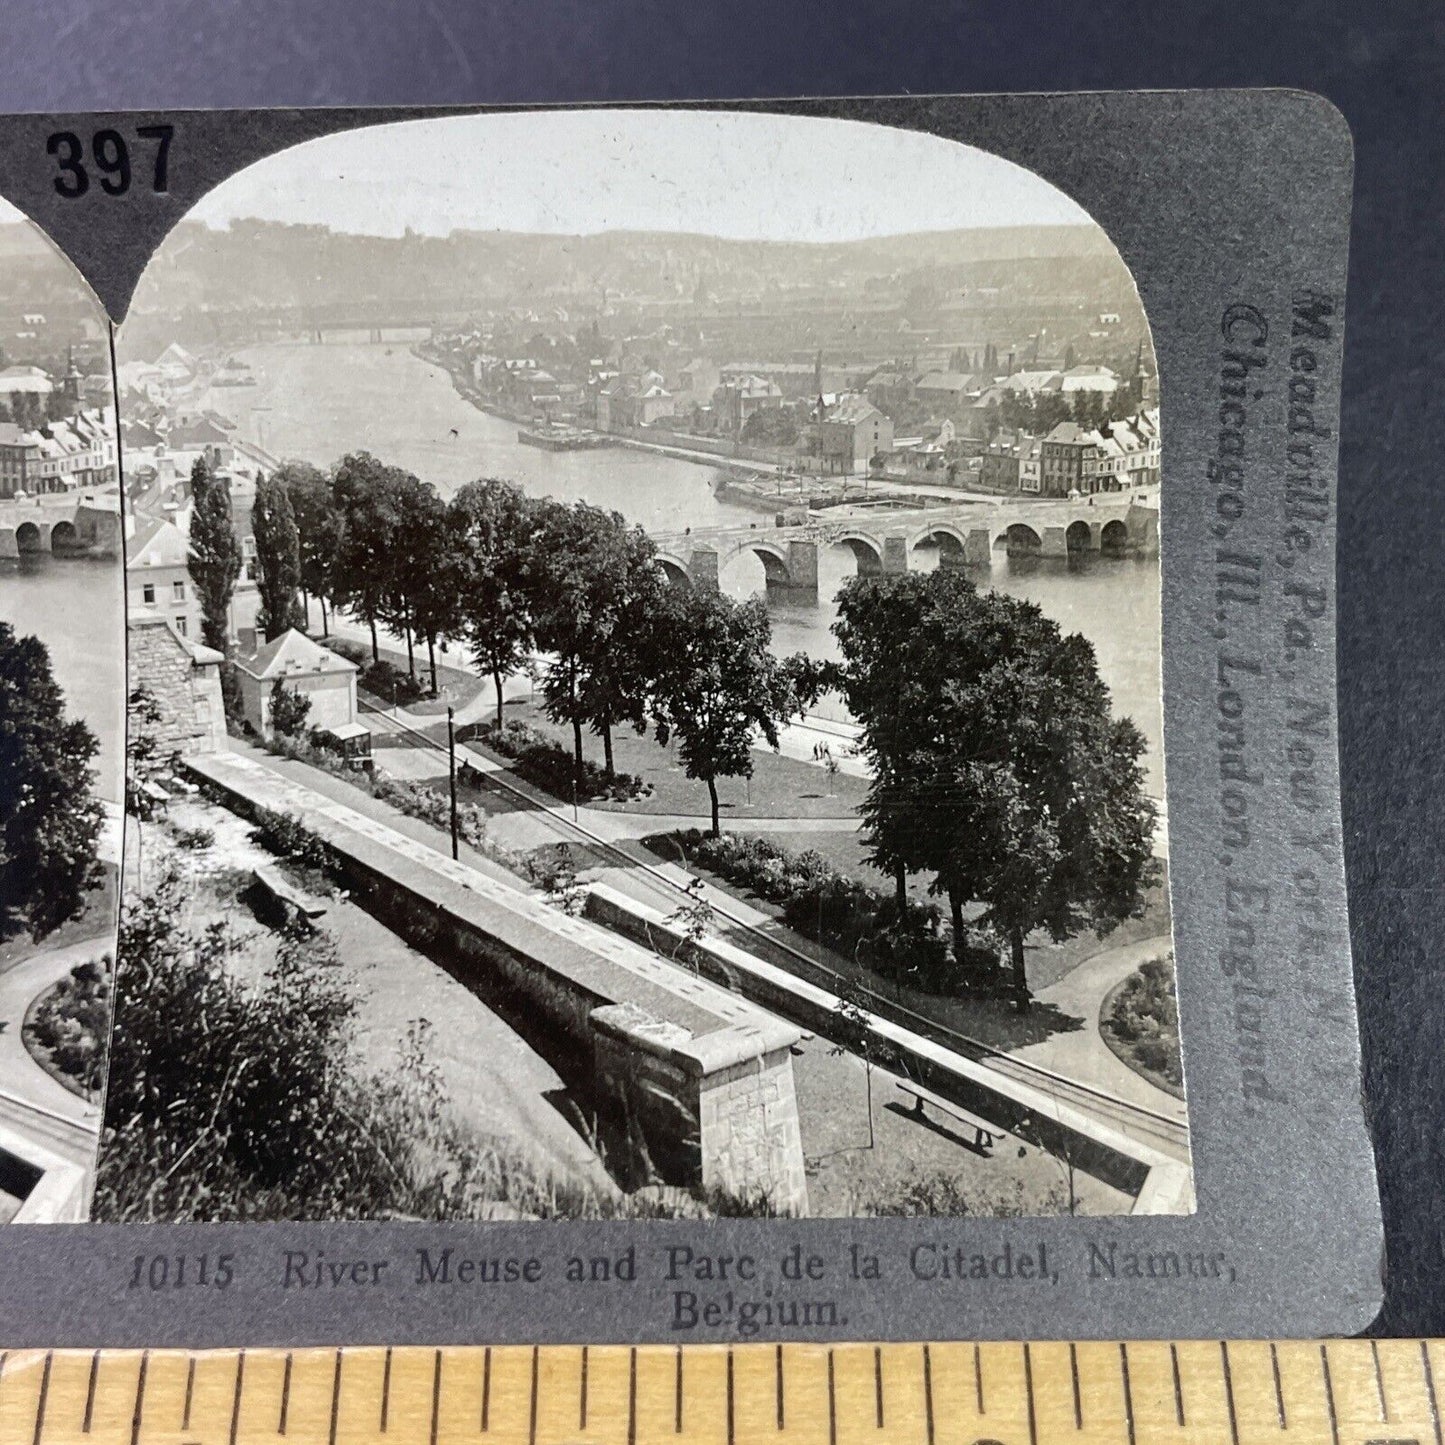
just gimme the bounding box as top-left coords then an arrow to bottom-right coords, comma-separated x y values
127,1252 -> 234,1290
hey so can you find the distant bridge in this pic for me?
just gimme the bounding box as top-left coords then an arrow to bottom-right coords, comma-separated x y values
651,496 -> 1159,598
0,500 -> 121,559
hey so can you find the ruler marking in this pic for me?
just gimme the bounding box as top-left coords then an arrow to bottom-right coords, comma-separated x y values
278,1352 -> 292,1434
1169,1343 -> 1185,1427
974,1343 -> 984,1415
31,1351 -> 51,1445
628,1348 -> 637,1445
726,1348 -> 735,1445
229,1350 -> 246,1445
776,1344 -> 785,1430
427,1346 -> 439,1445
1270,1342 -> 1287,1429
130,1350 -> 149,1445
1371,1338 -> 1389,1421
1320,1344 -> 1341,1445
380,1347 -> 391,1433
1070,1342 -> 1082,1430
1423,1341 -> 1444,1445
873,1346 -> 884,1429
1119,1344 -> 1136,1445
1022,1344 -> 1038,1445
1221,1342 -> 1241,1445
328,1350 -> 343,1445
581,1345 -> 589,1431
923,1345 -> 936,1445
184,1356 -> 197,1434
481,1347 -> 491,1432
83,1351 -> 100,1434
529,1346 -> 540,1445
674,1347 -> 683,1434
828,1350 -> 838,1445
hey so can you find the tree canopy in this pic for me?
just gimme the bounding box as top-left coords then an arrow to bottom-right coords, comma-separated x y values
831,569 -> 1158,1006
0,623 -> 103,940
449,479 -> 537,727
186,455 -> 243,654
648,587 -> 808,835
251,472 -> 305,641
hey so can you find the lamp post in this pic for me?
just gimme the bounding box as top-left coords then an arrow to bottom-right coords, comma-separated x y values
447,705 -> 459,860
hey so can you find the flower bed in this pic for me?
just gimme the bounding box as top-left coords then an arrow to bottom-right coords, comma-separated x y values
1100,954 -> 1184,1095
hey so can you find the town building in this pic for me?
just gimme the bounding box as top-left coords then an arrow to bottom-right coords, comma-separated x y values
125,514 -> 194,637
801,394 -> 894,476
234,628 -> 359,740
1039,407 -> 1161,496
596,371 -> 675,431
712,374 -> 784,434
980,430 -> 1044,493
913,370 -> 978,417
0,406 -> 119,498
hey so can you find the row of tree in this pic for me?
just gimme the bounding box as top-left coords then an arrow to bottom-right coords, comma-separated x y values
196,452 -> 811,835
211,452 -> 1157,1004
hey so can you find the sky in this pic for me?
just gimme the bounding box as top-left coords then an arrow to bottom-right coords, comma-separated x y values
181,109 -> 1097,242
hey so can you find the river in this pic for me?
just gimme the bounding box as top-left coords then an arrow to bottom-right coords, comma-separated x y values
204,342 -> 1165,796
0,553 -> 125,803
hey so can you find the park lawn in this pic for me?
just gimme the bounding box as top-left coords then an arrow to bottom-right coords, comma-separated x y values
0,861 -> 118,972
424,697 -> 867,822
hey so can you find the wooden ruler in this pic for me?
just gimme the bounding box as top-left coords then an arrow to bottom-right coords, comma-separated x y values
0,1341 -> 1439,1445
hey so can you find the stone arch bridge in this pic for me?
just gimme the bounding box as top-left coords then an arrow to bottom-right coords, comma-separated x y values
0,502 -> 122,559
652,497 -> 1158,599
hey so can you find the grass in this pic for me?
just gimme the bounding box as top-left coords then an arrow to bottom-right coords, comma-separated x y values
0,862 -> 119,972
424,698 -> 865,821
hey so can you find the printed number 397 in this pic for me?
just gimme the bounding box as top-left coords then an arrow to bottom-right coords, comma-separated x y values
47,124 -> 173,198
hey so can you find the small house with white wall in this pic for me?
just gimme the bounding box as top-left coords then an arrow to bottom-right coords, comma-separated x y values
235,628 -> 358,740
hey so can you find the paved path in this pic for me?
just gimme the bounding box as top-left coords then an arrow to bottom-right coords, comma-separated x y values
1009,935 -> 1186,1126
0,941 -> 104,1165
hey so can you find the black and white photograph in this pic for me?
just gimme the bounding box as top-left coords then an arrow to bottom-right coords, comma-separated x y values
98,109 -> 1190,1223
0,202 -> 122,1222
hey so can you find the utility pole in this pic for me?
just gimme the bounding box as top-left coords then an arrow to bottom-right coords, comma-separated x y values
447,705 -> 459,860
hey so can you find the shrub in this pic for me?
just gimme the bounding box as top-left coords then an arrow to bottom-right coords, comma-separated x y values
472,720 -> 648,803
1103,953 -> 1182,1087
170,823 -> 215,851
25,957 -> 111,1099
269,678 -> 312,738
248,806 -> 333,874
670,830 -> 988,993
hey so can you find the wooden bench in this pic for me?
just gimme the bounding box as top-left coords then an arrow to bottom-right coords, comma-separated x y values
897,1082 -> 1001,1152
252,865 -> 328,930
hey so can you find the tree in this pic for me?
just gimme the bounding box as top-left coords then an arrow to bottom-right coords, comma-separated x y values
449,479 -> 536,727
832,570 -> 1158,1009
330,453 -> 407,663
647,588 -> 805,836
740,405 -> 800,448
187,455 -> 243,654
279,461 -> 341,635
525,500 -> 664,780
268,679 -> 312,738
0,623 -> 103,940
251,473 -> 305,641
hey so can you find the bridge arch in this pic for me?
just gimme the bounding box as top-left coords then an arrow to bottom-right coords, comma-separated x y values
15,521 -> 43,554
655,552 -> 691,588
909,523 -> 968,569
50,519 -> 79,552
1066,520 -> 1093,552
828,532 -> 885,577
1100,519 -> 1130,556
999,523 -> 1042,556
